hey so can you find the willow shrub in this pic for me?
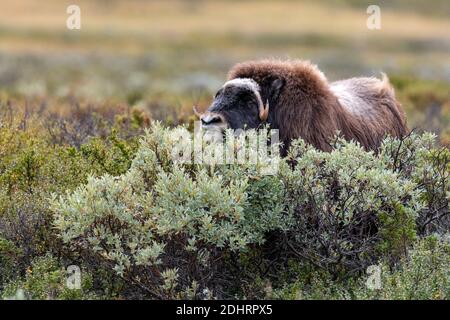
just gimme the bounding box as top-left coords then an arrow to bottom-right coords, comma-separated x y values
268,236 -> 449,300
281,137 -> 419,276
51,123 -> 449,298
51,124 -> 287,298
1,255 -> 97,300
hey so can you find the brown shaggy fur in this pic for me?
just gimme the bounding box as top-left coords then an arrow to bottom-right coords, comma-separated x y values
228,59 -> 408,152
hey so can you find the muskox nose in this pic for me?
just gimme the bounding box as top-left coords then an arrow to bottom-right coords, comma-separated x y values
200,113 -> 222,126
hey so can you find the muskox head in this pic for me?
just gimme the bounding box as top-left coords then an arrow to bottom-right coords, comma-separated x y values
194,77 -> 284,134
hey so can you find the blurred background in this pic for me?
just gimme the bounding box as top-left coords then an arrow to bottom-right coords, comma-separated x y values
0,0 -> 449,142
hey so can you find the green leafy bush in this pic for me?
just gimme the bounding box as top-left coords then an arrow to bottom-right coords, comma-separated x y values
277,132 -> 449,277
1,255 -> 97,300
355,236 -> 450,300
380,134 -> 450,235
268,237 -> 449,300
51,123 -> 449,299
280,137 -> 421,276
0,109 -> 140,296
0,237 -> 21,290
51,124 -> 286,298
2,100 -> 448,299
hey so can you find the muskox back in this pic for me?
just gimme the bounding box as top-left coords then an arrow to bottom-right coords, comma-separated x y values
330,75 -> 408,141
223,59 -> 409,152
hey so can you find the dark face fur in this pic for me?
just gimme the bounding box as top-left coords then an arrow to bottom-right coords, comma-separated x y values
206,85 -> 260,130
199,78 -> 284,133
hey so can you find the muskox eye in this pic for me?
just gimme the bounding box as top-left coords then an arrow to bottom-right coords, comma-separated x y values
214,89 -> 222,99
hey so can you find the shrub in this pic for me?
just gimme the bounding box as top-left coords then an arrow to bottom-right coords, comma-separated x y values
45,102 -> 150,147
78,130 -> 139,176
0,237 -> 21,290
379,133 -> 449,235
0,127 -> 79,271
354,236 -> 450,300
51,124 -> 286,298
1,255 -> 97,300
269,237 -> 449,300
50,123 -> 449,298
1,76 -> 449,300
279,137 -> 420,276
0,117 -> 139,290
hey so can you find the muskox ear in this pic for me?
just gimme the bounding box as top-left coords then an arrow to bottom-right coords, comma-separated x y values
267,77 -> 285,105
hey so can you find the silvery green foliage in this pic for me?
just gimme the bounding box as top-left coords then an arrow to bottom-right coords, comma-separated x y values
51,123 -> 449,298
280,137 -> 423,275
1,255 -> 97,300
269,237 -> 449,300
355,236 -> 450,300
52,123 -> 286,298
379,132 -> 449,235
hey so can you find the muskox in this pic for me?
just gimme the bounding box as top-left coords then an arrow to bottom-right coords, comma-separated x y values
194,59 -> 408,153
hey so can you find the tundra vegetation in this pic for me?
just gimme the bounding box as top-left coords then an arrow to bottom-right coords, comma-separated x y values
0,97 -> 448,300
0,0 -> 449,300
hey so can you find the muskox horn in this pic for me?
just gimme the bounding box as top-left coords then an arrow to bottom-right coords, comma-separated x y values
193,105 -> 203,118
259,100 -> 269,122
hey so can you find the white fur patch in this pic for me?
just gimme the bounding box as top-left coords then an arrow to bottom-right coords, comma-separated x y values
330,82 -> 369,115
330,83 -> 359,113
223,78 -> 264,110
224,78 -> 260,92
